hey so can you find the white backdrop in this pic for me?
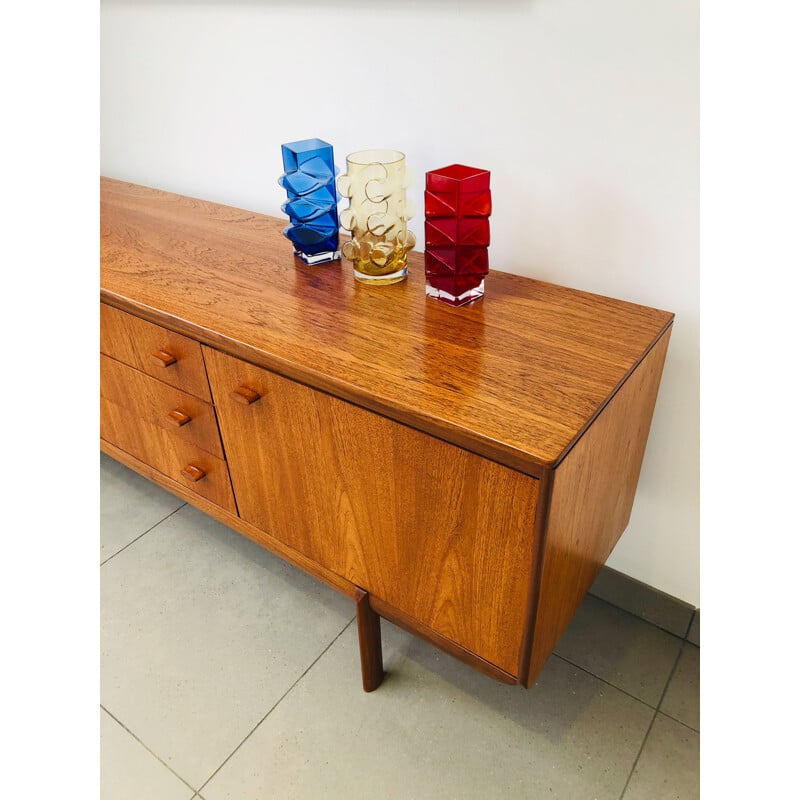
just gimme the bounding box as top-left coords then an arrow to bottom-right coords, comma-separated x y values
101,0 -> 699,605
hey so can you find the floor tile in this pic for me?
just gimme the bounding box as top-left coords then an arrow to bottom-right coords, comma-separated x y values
660,644 -> 699,731
623,713 -> 699,800
101,504 -> 354,789
553,594 -> 683,706
101,708 -> 195,800
100,454 -> 184,562
202,621 -> 654,800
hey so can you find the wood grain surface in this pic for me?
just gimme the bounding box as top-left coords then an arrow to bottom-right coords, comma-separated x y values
368,594 -> 518,686
100,177 -> 673,473
100,353 -> 224,458
203,345 -> 540,676
101,301 -> 211,401
100,397 -> 236,513
525,328 -> 672,685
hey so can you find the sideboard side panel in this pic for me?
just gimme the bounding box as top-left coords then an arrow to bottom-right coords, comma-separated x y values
525,327 -> 672,686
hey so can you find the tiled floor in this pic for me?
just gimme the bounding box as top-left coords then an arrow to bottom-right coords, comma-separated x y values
100,454 -> 700,799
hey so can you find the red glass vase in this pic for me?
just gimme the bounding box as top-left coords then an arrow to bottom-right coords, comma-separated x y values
424,164 -> 491,306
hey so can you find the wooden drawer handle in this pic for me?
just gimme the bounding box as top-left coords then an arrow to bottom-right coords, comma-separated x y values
181,464 -> 206,482
167,409 -> 192,427
151,350 -> 177,368
231,385 -> 261,405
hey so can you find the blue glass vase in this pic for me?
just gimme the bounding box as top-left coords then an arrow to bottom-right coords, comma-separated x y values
278,138 -> 341,264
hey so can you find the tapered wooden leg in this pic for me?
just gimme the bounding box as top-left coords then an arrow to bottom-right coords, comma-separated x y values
355,588 -> 385,692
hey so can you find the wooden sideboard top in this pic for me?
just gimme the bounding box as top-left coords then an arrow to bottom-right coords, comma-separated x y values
100,177 -> 673,473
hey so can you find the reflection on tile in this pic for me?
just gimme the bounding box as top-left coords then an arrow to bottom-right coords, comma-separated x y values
661,644 -> 699,731
623,713 -> 699,800
101,708 -> 194,800
100,453 -> 184,562
101,504 -> 354,789
203,622 -> 653,800
553,594 -> 682,706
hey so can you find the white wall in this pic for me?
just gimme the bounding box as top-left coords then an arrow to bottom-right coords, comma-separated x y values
101,0 -> 699,606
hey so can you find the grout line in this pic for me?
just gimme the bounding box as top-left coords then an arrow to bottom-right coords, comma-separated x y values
656,640 -> 699,733
101,705 -> 197,794
197,616 -> 356,794
657,707 -> 700,734
617,706 -> 658,800
617,643 -> 684,800
682,608 -> 696,641
551,654 -> 660,710
100,503 -> 187,567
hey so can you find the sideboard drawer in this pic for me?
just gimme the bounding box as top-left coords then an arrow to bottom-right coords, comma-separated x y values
100,396 -> 235,513
100,353 -> 224,459
203,346 -> 540,676
100,303 -> 211,401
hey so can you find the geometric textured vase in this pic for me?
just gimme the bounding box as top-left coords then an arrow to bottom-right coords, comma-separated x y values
278,138 -> 341,265
424,164 -> 491,306
337,149 -> 417,286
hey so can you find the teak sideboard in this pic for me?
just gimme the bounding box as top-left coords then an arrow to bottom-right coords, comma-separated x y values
100,177 -> 674,692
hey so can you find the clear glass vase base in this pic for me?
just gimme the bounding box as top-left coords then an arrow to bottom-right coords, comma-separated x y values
295,249 -> 341,265
425,280 -> 485,306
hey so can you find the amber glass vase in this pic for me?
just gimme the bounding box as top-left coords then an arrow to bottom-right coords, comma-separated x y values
337,149 -> 416,285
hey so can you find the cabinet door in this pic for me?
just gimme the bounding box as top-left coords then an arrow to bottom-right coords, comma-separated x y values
204,347 -> 539,676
